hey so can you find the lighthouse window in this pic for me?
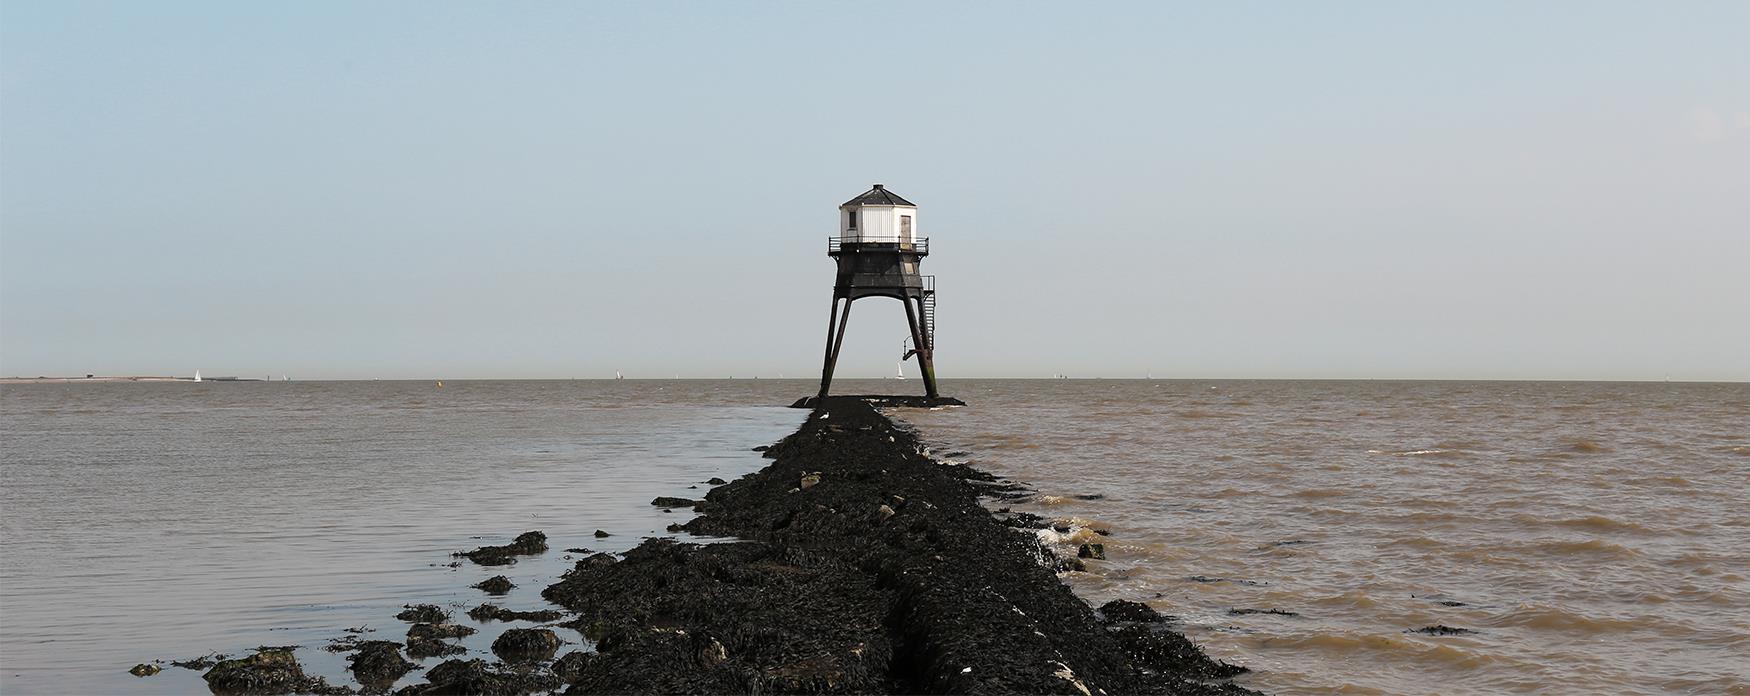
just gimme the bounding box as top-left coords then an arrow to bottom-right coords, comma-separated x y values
847,211 -> 858,230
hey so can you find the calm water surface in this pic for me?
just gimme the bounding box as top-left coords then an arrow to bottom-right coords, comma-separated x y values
902,380 -> 1750,695
3,379 -> 1747,695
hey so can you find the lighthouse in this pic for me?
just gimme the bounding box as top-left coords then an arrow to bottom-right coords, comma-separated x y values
817,184 -> 939,399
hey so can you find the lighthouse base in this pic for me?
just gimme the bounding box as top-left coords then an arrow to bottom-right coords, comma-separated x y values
789,394 -> 967,410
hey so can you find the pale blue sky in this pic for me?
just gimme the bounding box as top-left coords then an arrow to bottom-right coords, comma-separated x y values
2,1 -> 1746,380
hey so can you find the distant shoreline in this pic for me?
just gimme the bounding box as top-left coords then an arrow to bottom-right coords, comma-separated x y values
1,376 -> 188,384
0,376 -> 267,384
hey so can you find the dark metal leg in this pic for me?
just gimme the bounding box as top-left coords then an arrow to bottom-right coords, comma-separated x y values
818,297 -> 854,399
902,295 -> 940,399
917,295 -> 945,400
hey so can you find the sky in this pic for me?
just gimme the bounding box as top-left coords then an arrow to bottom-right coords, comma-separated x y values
2,1 -> 1746,381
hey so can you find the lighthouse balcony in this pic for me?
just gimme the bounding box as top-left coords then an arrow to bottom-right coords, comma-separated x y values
828,236 -> 928,256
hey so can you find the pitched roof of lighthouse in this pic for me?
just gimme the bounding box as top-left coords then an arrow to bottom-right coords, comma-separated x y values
841,184 -> 915,208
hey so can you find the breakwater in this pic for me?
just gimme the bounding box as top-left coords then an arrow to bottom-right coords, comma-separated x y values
149,394 -> 1252,694
532,395 -> 1249,694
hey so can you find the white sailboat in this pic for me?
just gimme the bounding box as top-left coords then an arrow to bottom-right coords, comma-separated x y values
895,361 -> 907,380
194,370 -> 202,383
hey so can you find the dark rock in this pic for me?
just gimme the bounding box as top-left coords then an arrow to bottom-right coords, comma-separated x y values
466,603 -> 563,623
1437,600 -> 1468,607
345,641 -> 414,690
1108,624 -> 1248,681
406,623 -> 475,641
564,547 -> 591,554
1408,625 -> 1477,635
1074,493 -> 1106,501
1099,599 -> 1167,623
454,531 -> 548,566
1228,608 -> 1299,617
666,523 -> 684,532
539,396 -> 1252,695
202,646 -> 325,695
129,663 -> 161,677
490,628 -> 561,662
404,637 -> 464,660
394,604 -> 448,624
472,575 -> 515,595
593,529 -> 611,538
706,477 -> 728,485
1078,543 -> 1106,559
551,650 -> 592,684
397,658 -> 560,695
651,496 -> 700,509
752,445 -> 769,452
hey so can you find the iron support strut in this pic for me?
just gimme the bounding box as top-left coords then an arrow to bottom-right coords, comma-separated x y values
902,294 -> 940,399
817,297 -> 854,399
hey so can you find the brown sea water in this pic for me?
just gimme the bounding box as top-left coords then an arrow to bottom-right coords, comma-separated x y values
2,379 -> 1746,694
900,380 -> 1750,695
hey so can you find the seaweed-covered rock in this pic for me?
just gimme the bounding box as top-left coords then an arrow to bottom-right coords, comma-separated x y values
396,658 -> 559,695
541,397 -> 1252,695
406,623 -> 475,642
1078,543 -> 1106,559
202,647 -> 320,695
455,531 -> 548,566
472,576 -> 515,595
466,603 -> 563,623
394,605 -> 448,624
404,637 -> 465,660
489,628 -> 561,662
651,496 -> 700,509
551,650 -> 593,684
593,530 -> 611,538
346,641 -> 415,690
129,663 -> 161,677
1099,599 -> 1167,623
1108,624 -> 1247,682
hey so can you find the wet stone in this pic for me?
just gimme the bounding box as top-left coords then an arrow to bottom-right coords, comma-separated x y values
201,646 -> 319,695
397,658 -> 560,696
1078,543 -> 1106,559
594,529 -> 611,538
455,531 -> 548,566
651,496 -> 700,509
466,603 -> 564,623
490,627 -> 562,662
406,623 -> 475,641
1099,599 -> 1167,623
551,650 -> 593,684
394,604 -> 448,624
404,637 -> 465,660
706,477 -> 728,485
129,663 -> 161,677
472,575 -> 515,595
345,641 -> 414,690
1108,624 -> 1248,682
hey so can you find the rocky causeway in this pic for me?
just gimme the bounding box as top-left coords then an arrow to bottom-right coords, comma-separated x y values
151,395 -> 1254,694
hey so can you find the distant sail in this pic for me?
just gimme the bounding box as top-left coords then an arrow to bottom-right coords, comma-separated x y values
194,370 -> 201,382
895,361 -> 907,380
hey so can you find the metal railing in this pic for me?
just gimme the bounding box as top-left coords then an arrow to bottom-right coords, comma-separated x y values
827,236 -> 929,255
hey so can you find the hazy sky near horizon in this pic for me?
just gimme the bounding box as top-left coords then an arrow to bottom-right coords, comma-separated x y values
2,1 -> 1746,381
